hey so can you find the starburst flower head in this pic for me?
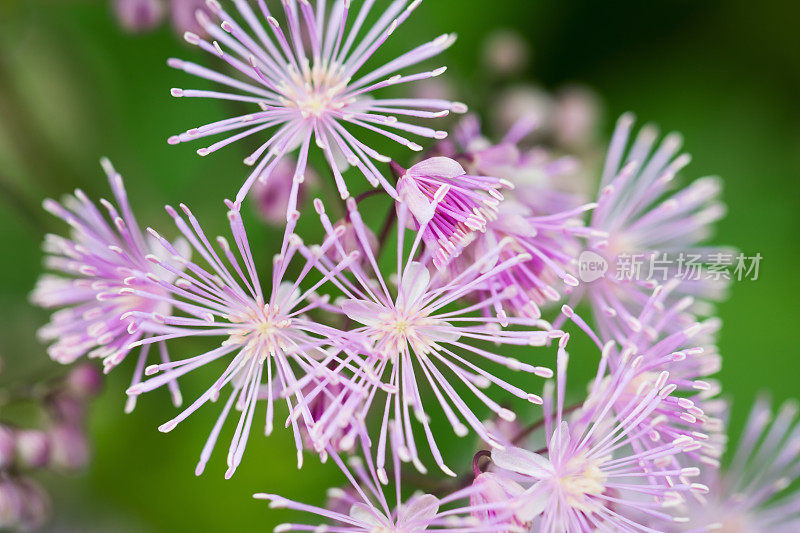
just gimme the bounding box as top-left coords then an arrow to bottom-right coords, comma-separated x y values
396,157 -> 511,270
169,0 -> 466,211
489,334 -> 709,531
122,201 -> 360,477
31,159 -> 186,412
578,113 -> 730,340
675,397 -> 800,533
256,426 -> 516,533
299,197 -> 557,480
562,283 -> 725,472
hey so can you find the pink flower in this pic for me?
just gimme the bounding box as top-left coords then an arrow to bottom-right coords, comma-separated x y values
397,157 -> 510,270
256,427 -> 515,533
675,398 -> 800,532
124,202 -> 359,477
574,113 -> 730,341
301,198 -> 557,480
31,159 -> 185,412
563,282 -> 724,473
168,0 -> 466,211
489,334 -> 709,531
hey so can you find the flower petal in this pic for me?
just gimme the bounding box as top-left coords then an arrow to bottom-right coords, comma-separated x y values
491,446 -> 553,479
407,156 -> 466,181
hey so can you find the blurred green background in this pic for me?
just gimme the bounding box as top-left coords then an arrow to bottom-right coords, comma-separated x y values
0,0 -> 798,531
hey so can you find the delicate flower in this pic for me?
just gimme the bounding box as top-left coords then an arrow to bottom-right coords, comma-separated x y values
563,282 -> 725,472
396,156 -> 510,270
301,198 -> 557,480
489,334 -> 709,531
576,113 -> 730,341
114,0 -> 165,33
169,0 -> 466,210
256,426 -> 514,533
124,202 -> 359,477
675,398 -> 800,533
31,159 -> 185,412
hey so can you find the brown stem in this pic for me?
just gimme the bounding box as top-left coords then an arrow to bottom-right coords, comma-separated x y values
510,402 -> 584,445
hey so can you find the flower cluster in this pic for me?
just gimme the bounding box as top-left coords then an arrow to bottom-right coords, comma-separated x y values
24,1 -> 793,531
0,364 -> 101,530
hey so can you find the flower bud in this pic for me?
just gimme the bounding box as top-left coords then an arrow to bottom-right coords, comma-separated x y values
0,479 -> 25,529
16,478 -> 50,531
482,29 -> 530,77
65,363 -> 103,399
252,157 -> 316,225
553,86 -> 602,150
170,0 -> 210,37
48,393 -> 86,426
114,0 -> 165,34
15,429 -> 51,470
48,424 -> 89,471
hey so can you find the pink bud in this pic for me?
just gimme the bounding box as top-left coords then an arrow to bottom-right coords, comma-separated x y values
15,429 -> 51,470
553,86 -> 602,150
492,85 -> 555,139
0,479 -> 25,529
16,478 -> 50,531
48,393 -> 86,426
48,424 -> 89,471
170,0 -> 210,37
482,29 -> 530,77
114,0 -> 165,33
483,415 -> 523,448
252,157 -> 316,225
65,363 -> 103,398
0,426 -> 15,469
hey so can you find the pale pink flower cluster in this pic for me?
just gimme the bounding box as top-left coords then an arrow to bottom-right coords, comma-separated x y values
26,1 -> 788,531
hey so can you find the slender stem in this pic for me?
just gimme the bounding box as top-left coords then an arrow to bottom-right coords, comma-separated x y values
510,401 -> 583,445
354,188 -> 386,204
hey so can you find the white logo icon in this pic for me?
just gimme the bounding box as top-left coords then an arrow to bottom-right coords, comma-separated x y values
578,251 -> 608,283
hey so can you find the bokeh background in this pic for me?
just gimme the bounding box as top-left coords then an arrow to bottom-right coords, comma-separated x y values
0,0 -> 798,530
